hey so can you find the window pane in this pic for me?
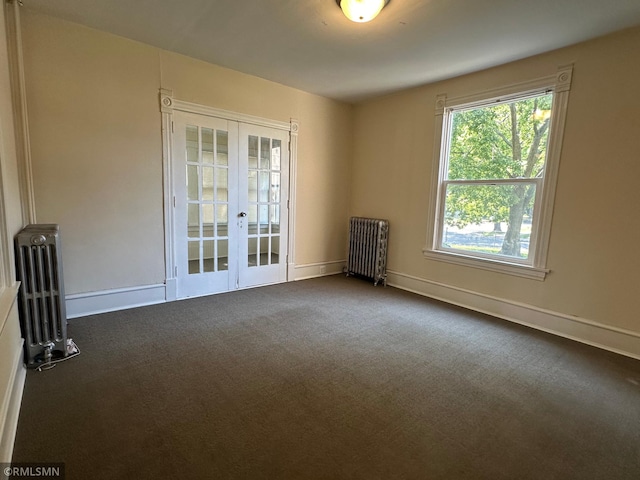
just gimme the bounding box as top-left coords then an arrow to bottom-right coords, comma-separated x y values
259,204 -> 269,234
442,183 -> 536,260
270,205 -> 280,234
248,136 -> 258,169
447,94 -> 553,181
216,205 -> 228,237
202,167 -> 214,201
186,125 -> 198,163
259,171 -> 269,202
271,236 -> 280,264
260,237 -> 269,265
187,165 -> 199,201
218,239 -> 228,271
248,237 -> 258,267
216,131 -> 228,166
188,241 -> 200,274
203,240 -> 214,272
248,205 -> 258,234
260,137 -> 270,169
202,128 -> 214,164
248,171 -> 258,202
271,172 -> 280,203
188,203 -> 199,238
272,139 -> 281,171
216,167 -> 228,202
202,204 -> 214,237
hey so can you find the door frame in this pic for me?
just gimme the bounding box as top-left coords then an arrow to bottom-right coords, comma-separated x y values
159,89 -> 299,301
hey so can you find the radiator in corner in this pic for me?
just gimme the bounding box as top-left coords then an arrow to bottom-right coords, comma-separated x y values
347,217 -> 389,286
15,224 -> 68,368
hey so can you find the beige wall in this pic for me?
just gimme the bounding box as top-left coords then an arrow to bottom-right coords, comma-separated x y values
0,9 -> 23,240
351,26 -> 640,335
21,10 -> 353,295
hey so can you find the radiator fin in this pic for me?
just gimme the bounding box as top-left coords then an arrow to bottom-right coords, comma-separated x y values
347,217 -> 389,286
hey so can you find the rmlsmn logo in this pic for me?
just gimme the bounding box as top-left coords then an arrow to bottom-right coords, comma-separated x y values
2,463 -> 65,479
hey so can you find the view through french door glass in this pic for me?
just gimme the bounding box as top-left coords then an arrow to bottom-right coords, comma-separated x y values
173,112 -> 288,298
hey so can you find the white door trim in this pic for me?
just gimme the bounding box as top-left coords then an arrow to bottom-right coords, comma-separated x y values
287,119 -> 299,282
167,95 -> 292,131
159,89 -> 298,299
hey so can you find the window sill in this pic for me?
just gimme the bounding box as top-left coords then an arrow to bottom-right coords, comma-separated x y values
422,248 -> 548,280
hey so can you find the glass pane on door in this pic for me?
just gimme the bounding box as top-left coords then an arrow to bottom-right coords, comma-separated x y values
247,136 -> 281,267
186,124 -> 230,275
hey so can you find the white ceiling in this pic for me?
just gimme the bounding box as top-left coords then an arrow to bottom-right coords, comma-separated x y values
22,0 -> 640,103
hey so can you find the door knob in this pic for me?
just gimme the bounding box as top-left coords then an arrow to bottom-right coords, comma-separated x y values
238,212 -> 247,217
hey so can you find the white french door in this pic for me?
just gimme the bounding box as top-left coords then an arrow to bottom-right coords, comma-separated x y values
172,111 -> 289,299
238,123 -> 289,289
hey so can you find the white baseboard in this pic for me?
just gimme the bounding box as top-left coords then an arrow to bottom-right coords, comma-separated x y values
294,260 -> 345,281
387,270 -> 640,360
0,340 -> 25,463
66,258 -> 349,318
66,284 -> 166,319
65,262 -> 347,318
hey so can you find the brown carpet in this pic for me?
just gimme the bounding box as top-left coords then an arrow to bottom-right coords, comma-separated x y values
12,275 -> 640,479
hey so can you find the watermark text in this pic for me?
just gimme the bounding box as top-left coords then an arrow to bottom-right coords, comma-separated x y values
2,463 -> 64,479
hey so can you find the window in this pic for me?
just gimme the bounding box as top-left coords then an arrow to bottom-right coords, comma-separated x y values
424,67 -> 572,280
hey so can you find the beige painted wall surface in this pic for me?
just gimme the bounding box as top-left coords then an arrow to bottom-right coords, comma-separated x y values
0,4 -> 23,240
21,10 -> 352,295
351,26 -> 640,333
21,11 -> 164,293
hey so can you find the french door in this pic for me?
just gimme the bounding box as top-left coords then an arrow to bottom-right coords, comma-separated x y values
238,123 -> 289,289
173,112 -> 289,298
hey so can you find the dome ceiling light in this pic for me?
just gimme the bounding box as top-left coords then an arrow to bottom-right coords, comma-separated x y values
336,0 -> 391,23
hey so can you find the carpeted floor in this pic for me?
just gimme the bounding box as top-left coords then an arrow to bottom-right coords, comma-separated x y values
12,275 -> 640,479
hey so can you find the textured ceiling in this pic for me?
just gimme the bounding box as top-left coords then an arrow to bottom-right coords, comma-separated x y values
22,0 -> 640,103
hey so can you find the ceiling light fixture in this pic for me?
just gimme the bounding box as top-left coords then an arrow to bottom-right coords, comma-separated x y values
336,0 -> 390,23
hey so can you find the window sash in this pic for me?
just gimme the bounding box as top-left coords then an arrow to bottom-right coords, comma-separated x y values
435,178 -> 542,265
442,178 -> 543,185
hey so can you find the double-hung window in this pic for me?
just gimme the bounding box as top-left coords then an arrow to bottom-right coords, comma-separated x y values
424,67 -> 572,280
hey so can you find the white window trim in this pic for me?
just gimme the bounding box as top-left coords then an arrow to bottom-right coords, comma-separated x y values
423,65 -> 573,281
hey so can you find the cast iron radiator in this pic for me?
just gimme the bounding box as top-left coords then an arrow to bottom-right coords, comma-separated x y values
346,217 -> 389,286
15,224 -> 68,368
